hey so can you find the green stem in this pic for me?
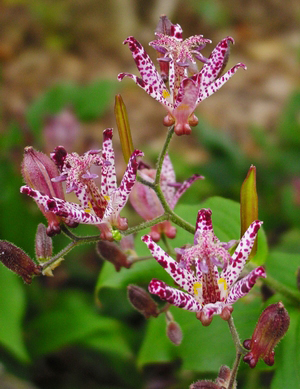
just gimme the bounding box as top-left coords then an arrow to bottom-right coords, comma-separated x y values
122,214 -> 169,236
227,316 -> 247,389
155,126 -> 174,186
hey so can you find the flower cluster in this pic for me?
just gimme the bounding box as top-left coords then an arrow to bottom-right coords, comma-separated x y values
130,154 -> 203,241
143,209 -> 266,325
21,129 -> 143,240
118,16 -> 246,135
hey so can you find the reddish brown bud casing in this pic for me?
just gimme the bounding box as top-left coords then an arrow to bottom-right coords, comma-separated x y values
190,365 -> 233,389
35,223 -> 53,261
127,284 -> 159,318
243,302 -> 290,368
166,321 -> 183,346
96,241 -> 131,272
0,240 -> 42,284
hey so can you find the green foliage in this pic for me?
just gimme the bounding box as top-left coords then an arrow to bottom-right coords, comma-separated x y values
0,265 -> 29,362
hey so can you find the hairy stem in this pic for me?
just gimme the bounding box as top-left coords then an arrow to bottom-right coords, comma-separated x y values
155,126 -> 174,186
227,316 -> 247,389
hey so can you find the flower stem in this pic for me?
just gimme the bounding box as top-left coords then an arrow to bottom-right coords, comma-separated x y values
155,126 -> 174,186
227,316 -> 247,389
122,214 -> 169,236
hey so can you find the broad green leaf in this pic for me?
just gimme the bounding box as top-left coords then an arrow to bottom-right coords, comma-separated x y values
137,313 -> 175,367
265,251 -> 300,292
138,297 -> 264,372
0,265 -> 29,362
271,308 -> 300,388
26,290 -> 132,359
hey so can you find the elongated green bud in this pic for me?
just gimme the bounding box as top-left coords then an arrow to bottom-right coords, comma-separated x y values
114,94 -> 134,163
240,165 -> 258,258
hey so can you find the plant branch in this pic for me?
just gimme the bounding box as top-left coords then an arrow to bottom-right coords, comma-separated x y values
155,126 -> 174,186
227,316 -> 247,389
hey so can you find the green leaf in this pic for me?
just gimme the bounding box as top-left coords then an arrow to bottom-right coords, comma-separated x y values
0,265 -> 30,362
26,290 -> 132,359
138,297 -> 264,372
271,308 -> 300,388
265,251 -> 300,291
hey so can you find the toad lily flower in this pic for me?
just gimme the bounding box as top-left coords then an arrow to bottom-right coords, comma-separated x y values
118,20 -> 246,136
130,154 -> 203,241
142,209 -> 266,325
21,129 -> 143,241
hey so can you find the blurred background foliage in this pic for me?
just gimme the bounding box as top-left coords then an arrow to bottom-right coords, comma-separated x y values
0,0 -> 300,388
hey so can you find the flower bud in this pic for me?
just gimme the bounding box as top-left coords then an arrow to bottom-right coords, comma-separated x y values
190,365 -> 233,389
240,165 -> 258,259
243,302 -> 290,368
127,284 -> 159,318
35,223 -> 53,261
114,94 -> 134,163
166,320 -> 183,346
21,146 -> 65,236
0,240 -> 42,284
96,240 -> 131,271
189,381 -> 219,389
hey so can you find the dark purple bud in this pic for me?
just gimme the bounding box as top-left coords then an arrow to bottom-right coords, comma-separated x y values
96,240 -> 130,271
50,146 -> 68,172
215,365 -> 232,387
0,240 -> 42,284
190,365 -> 232,389
166,321 -> 183,345
127,284 -> 159,318
35,223 -> 53,261
189,380 -> 219,389
243,302 -> 290,368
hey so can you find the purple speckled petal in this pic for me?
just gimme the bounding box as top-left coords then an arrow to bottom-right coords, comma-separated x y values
118,72 -> 173,110
197,63 -> 247,105
118,36 -> 172,109
169,174 -> 204,209
149,279 -> 201,312
20,186 -> 103,225
160,154 -> 176,206
200,37 -> 234,88
194,209 -> 215,244
142,235 -> 197,294
222,220 -> 263,287
226,266 -> 266,304
202,301 -> 224,318
103,149 -> 143,222
101,128 -> 117,196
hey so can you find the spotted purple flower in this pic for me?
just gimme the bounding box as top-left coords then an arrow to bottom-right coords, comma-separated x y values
130,154 -> 203,241
142,209 -> 266,325
21,129 -> 143,241
118,20 -> 246,136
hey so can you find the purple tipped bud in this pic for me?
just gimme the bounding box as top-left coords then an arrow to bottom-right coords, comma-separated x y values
96,241 -> 130,271
0,240 -> 42,284
21,146 -> 65,236
22,146 -> 64,199
215,365 -> 232,387
127,284 -> 159,318
189,381 -> 219,389
166,321 -> 183,345
243,302 -> 290,368
35,223 -> 53,261
190,365 -> 232,389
